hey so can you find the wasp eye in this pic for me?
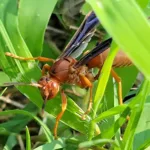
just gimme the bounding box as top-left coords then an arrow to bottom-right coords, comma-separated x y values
46,78 -> 50,82
40,76 -> 45,81
39,76 -> 50,82
39,78 -> 43,81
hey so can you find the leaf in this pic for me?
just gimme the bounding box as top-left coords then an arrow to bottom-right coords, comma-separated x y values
93,42 -> 119,117
133,103 -> 150,150
0,0 -> 42,107
78,139 -> 119,149
3,134 -> 17,150
122,80 -> 150,150
42,41 -> 60,59
34,138 -> 66,150
88,42 -> 119,139
0,109 -> 53,142
93,105 -> 127,123
94,80 -> 150,141
114,66 -> 138,98
54,0 -> 84,25
0,72 -> 10,86
0,102 -> 39,133
18,0 -> 57,56
86,0 -> 150,80
136,0 -> 150,9
26,126 -> 31,150
98,66 -> 138,133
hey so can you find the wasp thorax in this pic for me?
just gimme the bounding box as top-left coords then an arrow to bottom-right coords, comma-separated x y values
38,76 -> 60,100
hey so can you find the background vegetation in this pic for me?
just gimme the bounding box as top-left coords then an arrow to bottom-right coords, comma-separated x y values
0,0 -> 150,149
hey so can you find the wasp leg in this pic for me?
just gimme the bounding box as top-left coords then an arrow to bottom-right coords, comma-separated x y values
111,69 -> 130,121
83,86 -> 93,119
79,74 -> 101,134
94,69 -> 101,80
111,69 -> 123,105
42,64 -> 51,76
54,89 -> 67,139
5,52 -> 55,63
79,74 -> 93,120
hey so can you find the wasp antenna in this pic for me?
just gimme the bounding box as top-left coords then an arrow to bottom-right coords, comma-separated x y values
42,102 -> 45,113
3,82 -> 42,88
41,97 -> 48,117
41,104 -> 45,116
29,83 -> 42,88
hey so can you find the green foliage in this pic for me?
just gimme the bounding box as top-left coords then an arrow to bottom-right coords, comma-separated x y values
26,126 -> 31,150
0,0 -> 150,149
87,0 -> 150,80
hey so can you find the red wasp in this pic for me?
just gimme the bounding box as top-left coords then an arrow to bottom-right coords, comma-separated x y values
6,12 -> 132,139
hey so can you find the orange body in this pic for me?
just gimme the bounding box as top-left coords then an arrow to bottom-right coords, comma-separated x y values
5,47 -> 133,139
87,49 -> 132,69
5,11 -> 133,139
38,49 -> 132,101
38,57 -> 94,100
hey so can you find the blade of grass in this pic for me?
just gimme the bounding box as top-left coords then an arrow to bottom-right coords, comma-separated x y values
88,42 -> 119,139
137,138 -> 150,150
26,126 -> 31,150
95,106 -> 130,140
3,134 -> 17,150
86,0 -> 150,80
0,110 -> 53,142
122,80 -> 150,150
18,0 -> 58,56
0,87 -> 7,96
93,105 -> 127,123
94,80 -> 150,141
133,103 -> 150,150
0,0 -> 43,107
33,138 -> 66,150
0,72 -> 10,86
93,42 -> 119,118
79,139 -> 119,149
136,0 -> 150,10
0,102 -> 39,134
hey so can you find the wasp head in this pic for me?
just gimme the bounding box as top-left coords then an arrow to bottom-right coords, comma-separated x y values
38,75 -> 60,100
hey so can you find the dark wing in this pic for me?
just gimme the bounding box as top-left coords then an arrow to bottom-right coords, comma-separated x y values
59,11 -> 99,58
74,38 -> 112,68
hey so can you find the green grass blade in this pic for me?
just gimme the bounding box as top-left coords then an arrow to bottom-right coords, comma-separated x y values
79,139 -> 119,149
94,80 -> 150,144
0,0 -> 43,108
114,67 -> 138,98
137,138 -> 150,150
86,0 -> 150,80
93,105 -> 127,123
122,80 -> 150,149
0,102 -> 39,134
34,138 -> 66,150
3,134 -> 17,150
0,87 -> 7,96
18,0 -> 58,56
26,126 -> 31,150
93,42 -> 119,118
0,72 -> 10,86
136,0 -> 150,9
88,42 -> 118,139
134,103 -> 150,150
0,109 -> 53,142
